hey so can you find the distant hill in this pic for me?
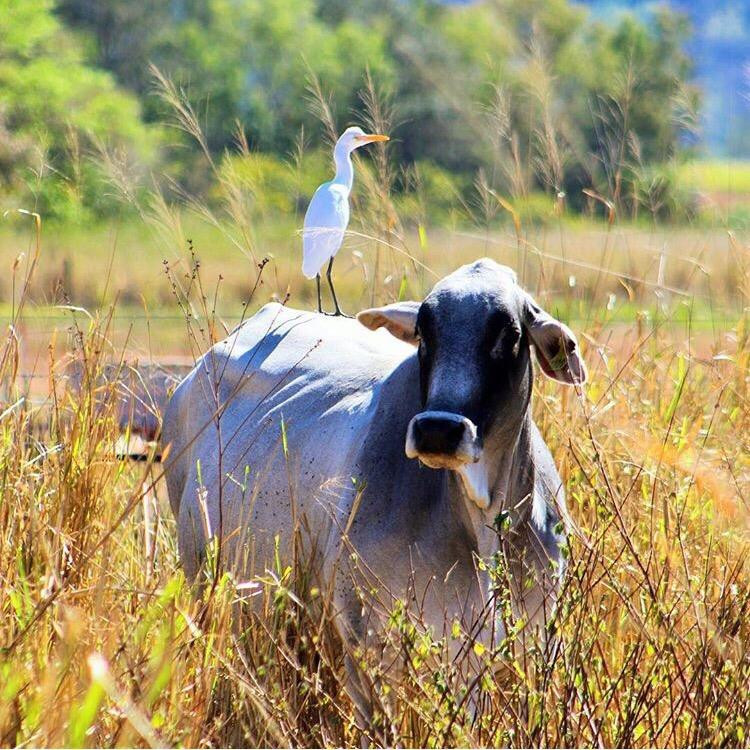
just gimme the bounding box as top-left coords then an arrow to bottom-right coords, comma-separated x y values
575,0 -> 750,157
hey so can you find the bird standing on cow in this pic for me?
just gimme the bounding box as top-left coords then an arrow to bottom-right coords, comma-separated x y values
302,126 -> 389,315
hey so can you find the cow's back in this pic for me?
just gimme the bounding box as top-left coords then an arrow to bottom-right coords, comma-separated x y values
162,303 -> 415,580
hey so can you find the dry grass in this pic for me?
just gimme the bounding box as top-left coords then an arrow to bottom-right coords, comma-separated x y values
0,214 -> 745,309
1,72 -> 750,749
0,205 -> 749,747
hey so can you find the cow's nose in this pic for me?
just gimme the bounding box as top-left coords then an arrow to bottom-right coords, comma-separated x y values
412,414 -> 465,454
405,411 -> 481,468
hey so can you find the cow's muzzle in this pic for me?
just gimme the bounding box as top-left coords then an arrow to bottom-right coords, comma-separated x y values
405,411 -> 481,469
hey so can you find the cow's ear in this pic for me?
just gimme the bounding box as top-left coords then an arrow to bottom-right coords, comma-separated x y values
357,301 -> 420,345
523,296 -> 587,385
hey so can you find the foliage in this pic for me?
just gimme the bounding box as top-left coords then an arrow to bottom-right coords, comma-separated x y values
217,148 -> 331,217
581,0 -> 750,158
0,0 -> 159,220
59,0 -> 395,155
42,0 -> 702,220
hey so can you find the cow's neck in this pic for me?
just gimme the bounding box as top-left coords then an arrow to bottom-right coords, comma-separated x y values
449,413 -> 535,564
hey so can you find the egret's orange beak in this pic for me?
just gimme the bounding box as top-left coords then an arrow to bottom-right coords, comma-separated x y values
354,133 -> 390,144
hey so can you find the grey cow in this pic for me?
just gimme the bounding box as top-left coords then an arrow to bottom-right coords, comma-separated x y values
162,258 -> 587,726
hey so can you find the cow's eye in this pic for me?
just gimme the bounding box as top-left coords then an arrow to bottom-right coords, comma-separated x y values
490,326 -> 521,359
415,327 -> 426,352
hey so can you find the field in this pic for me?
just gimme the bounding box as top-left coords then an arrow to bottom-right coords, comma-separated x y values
5,0 -> 750,744
677,160 -> 750,199
0,202 -> 749,747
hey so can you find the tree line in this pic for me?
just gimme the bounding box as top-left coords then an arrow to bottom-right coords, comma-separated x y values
0,0 -> 699,222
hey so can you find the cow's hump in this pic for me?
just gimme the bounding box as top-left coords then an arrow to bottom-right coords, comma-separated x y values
210,303 -> 414,396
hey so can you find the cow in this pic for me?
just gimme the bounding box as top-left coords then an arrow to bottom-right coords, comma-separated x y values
161,258 -> 587,729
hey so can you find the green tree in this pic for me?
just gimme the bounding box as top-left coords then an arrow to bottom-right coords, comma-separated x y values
0,0 -> 158,219
38,0 -> 702,218
60,0 -> 394,154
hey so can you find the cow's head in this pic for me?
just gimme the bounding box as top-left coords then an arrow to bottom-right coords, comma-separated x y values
357,259 -> 586,507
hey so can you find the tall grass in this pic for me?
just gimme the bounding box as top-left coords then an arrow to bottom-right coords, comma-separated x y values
1,68 -> 750,748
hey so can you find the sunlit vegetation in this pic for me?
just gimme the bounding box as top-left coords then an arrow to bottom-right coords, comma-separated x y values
1,3 -> 749,747
0,200 -> 749,746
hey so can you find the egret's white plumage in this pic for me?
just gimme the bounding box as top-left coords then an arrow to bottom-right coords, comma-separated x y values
301,183 -> 349,279
302,126 -> 389,314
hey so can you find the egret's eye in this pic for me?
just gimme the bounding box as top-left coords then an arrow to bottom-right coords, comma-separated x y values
490,326 -> 521,359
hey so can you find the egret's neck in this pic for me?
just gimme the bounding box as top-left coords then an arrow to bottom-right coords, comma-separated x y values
333,145 -> 354,192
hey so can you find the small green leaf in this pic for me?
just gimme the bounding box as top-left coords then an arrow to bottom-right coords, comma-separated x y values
280,414 -> 288,458
67,682 -> 105,748
664,356 -> 688,424
494,510 -> 511,533
397,272 -> 408,301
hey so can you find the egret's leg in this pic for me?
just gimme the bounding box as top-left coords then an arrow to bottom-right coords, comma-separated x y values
316,273 -> 323,314
326,257 -> 344,316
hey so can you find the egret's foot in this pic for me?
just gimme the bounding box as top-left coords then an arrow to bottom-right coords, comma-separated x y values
331,299 -> 350,318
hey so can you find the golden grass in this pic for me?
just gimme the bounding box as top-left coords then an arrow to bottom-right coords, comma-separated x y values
2,69 -> 750,747
0,217 -> 744,332
0,207 -> 749,747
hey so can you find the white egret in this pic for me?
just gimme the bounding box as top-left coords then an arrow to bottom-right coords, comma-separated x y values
302,126 -> 389,315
